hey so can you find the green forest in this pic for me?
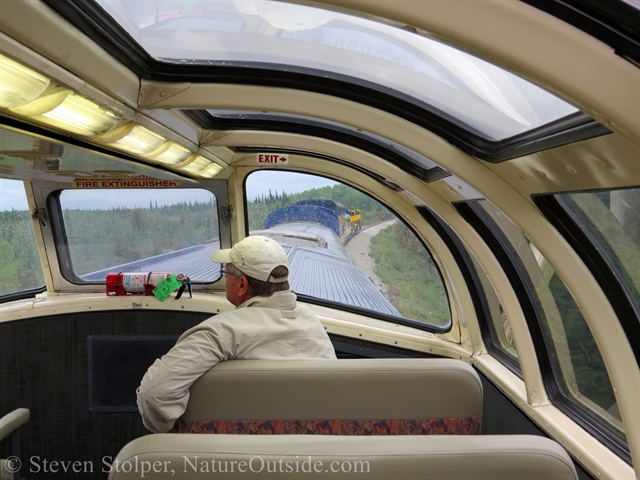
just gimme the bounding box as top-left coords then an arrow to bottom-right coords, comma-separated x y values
1,183 -> 392,295
63,199 -> 220,276
0,200 -> 220,296
370,222 -> 450,327
547,273 -> 622,434
0,209 -> 44,295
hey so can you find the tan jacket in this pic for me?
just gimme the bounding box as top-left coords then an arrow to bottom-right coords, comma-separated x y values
137,291 -> 336,433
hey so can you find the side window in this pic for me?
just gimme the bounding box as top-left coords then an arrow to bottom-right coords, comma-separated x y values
0,179 -> 45,296
245,171 -> 450,329
419,205 -> 518,367
557,189 -> 639,311
472,200 -> 625,441
57,188 -> 221,283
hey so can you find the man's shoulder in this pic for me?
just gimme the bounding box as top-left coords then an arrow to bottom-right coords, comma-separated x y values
191,302 -> 285,329
177,308 -> 247,338
197,307 -> 252,326
292,302 -> 321,322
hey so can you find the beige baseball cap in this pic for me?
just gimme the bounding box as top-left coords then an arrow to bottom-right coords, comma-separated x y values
211,235 -> 289,283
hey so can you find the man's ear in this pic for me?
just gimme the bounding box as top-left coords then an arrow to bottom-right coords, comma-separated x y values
237,276 -> 252,299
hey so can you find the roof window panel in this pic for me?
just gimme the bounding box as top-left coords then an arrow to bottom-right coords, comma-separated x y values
93,0 -> 578,140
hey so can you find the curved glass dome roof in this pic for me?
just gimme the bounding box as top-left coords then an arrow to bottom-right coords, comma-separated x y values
95,0 -> 579,140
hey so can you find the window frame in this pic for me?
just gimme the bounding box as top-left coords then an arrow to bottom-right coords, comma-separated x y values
193,112 -> 450,184
418,206 -> 523,377
45,183 -> 228,287
0,286 -> 47,305
520,0 -> 640,64
242,168 -> 453,334
455,200 -> 631,464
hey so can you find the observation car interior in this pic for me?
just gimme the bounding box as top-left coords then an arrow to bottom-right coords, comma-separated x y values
0,0 -> 638,479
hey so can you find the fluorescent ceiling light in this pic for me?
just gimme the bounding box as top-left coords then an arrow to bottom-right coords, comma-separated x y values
177,154 -> 209,172
113,125 -> 167,156
11,89 -> 121,136
96,122 -> 167,156
0,54 -> 50,109
179,154 -> 224,177
39,94 -> 121,137
0,56 -> 201,169
7,81 -> 121,137
149,141 -> 192,165
199,162 -> 224,178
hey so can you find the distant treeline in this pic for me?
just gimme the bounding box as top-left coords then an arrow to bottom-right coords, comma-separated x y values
0,200 -> 222,296
1,184 -> 390,295
248,183 -> 394,231
0,209 -> 45,295
63,200 -> 219,276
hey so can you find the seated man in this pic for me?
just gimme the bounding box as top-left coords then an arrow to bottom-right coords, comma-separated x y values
137,236 -> 337,433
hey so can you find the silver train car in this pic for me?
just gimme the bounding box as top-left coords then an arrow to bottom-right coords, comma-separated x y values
265,199 -> 359,243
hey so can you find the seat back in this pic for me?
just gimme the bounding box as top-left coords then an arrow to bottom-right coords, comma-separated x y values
179,358 -> 483,435
108,434 -> 579,480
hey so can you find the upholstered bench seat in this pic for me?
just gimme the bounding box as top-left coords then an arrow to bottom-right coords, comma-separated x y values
109,434 -> 578,480
179,358 -> 483,436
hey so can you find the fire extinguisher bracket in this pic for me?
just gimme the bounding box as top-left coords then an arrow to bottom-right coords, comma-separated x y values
106,272 -> 187,300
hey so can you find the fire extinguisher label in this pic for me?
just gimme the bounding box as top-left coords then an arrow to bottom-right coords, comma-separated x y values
123,273 -> 147,293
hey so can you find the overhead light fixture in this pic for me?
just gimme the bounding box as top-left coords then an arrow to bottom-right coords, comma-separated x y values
177,154 -> 224,178
0,53 -> 50,109
198,161 -> 224,178
9,87 -> 121,137
1,55 -> 122,136
148,141 -> 192,165
0,55 -> 215,177
94,122 -> 167,156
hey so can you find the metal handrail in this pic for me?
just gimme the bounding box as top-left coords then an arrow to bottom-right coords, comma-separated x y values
0,408 -> 30,480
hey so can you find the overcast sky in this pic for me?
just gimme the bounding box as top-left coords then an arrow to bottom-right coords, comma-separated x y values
0,179 -> 29,211
245,171 -> 337,201
0,173 -> 338,211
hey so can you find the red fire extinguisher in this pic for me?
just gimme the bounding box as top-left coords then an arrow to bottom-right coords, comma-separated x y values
106,272 -> 187,297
